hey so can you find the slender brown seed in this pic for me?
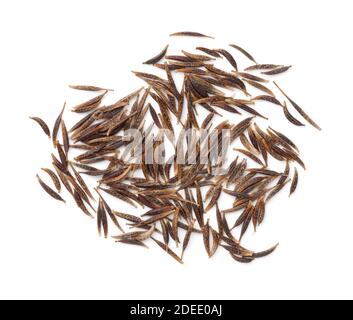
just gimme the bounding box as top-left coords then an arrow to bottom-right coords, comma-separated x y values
231,202 -> 253,230
253,243 -> 279,258
244,79 -> 275,96
143,45 -> 169,65
234,148 -> 264,166
41,168 -> 61,192
245,64 -> 283,71
239,207 -> 254,241
251,95 -> 282,106
261,65 -> 292,75
30,117 -> 50,138
181,220 -> 195,260
72,91 -> 107,113
112,225 -> 155,242
70,164 -> 94,200
182,50 -> 215,61
289,167 -> 299,197
151,237 -> 183,264
116,239 -> 148,248
215,48 -> 238,70
202,220 -> 211,257
113,211 -> 142,224
36,174 -> 65,203
205,184 -> 222,212
196,47 -> 221,57
170,31 -> 214,39
229,44 -> 256,63
97,198 -> 108,238
268,127 -> 299,152
237,72 -> 268,83
73,190 -> 93,218
274,82 -> 321,130
282,101 -> 305,126
69,85 -> 113,91
257,196 -> 266,225
267,179 -> 291,202
52,103 -> 66,145
61,120 -> 70,154
96,190 -> 124,232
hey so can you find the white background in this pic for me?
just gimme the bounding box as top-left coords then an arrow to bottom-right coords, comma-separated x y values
0,0 -> 352,300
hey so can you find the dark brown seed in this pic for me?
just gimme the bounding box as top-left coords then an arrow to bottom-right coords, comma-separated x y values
229,44 -> 256,63
267,179 -> 291,202
181,220 -> 195,260
202,220 -> 211,256
112,225 -> 155,242
205,184 -> 222,212
234,148 -> 264,166
72,91 -> 107,113
253,243 -> 279,258
196,47 -> 221,57
261,65 -> 292,75
61,120 -> 70,154
244,79 -> 275,96
182,50 -> 215,61
96,190 -> 124,233
257,196 -> 266,225
245,64 -> 283,71
56,141 -> 68,169
289,167 -> 299,197
239,206 -> 254,241
116,239 -> 148,248
36,174 -> 65,203
170,31 -> 214,39
143,45 -> 169,65
252,95 -> 282,106
277,161 -> 290,186
283,101 -> 305,126
97,198 -> 108,238
69,85 -> 112,92
268,127 -> 299,152
151,237 -> 183,264
274,82 -> 321,130
52,103 -> 66,145
237,72 -> 268,83
215,48 -> 238,70
52,163 -> 73,195
30,117 -> 50,138
209,227 -> 220,257
113,211 -> 142,224
70,164 -> 94,201
73,190 -> 93,218
41,168 -> 61,192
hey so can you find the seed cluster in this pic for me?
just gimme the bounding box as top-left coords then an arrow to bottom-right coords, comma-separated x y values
31,32 -> 320,264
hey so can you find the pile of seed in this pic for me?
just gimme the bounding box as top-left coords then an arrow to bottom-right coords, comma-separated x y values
31,31 -> 320,263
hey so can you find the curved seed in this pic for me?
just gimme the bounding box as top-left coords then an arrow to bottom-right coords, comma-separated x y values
30,117 -> 50,138
36,174 -> 65,203
143,45 -> 169,65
